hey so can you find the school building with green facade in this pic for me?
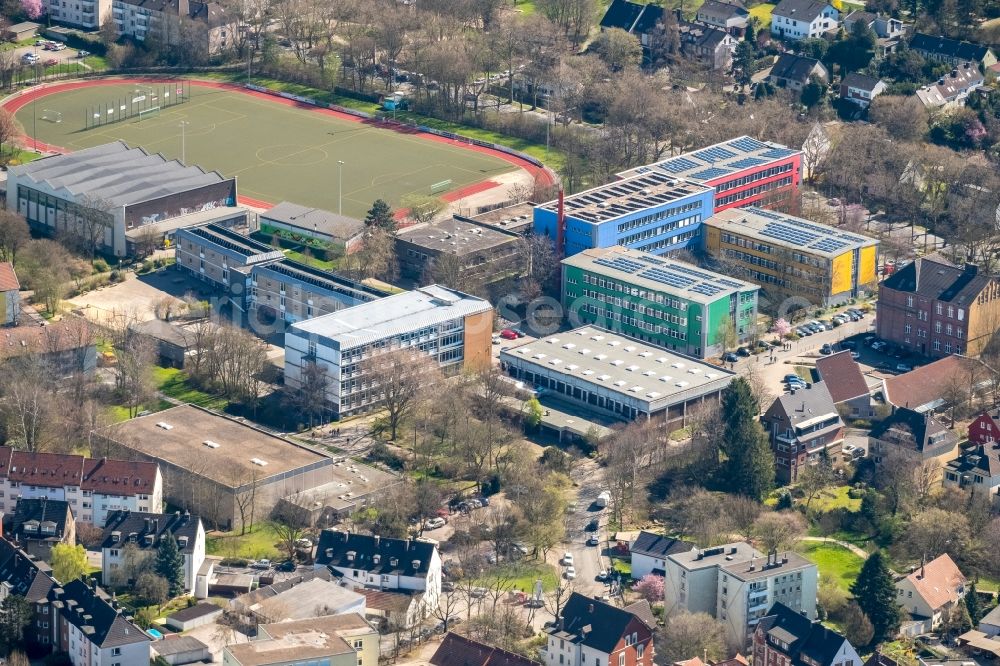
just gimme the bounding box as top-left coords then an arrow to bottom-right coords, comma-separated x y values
561,246 -> 760,359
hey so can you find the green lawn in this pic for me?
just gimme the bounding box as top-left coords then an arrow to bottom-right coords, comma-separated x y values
750,3 -> 776,27
805,485 -> 862,513
206,523 -> 282,560
508,562 -> 559,593
283,248 -> 338,271
800,542 -> 864,592
152,366 -> 229,411
16,81 -> 520,217
106,399 -> 172,423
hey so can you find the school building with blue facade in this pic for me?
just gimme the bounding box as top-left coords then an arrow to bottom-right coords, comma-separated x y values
533,171 -> 714,257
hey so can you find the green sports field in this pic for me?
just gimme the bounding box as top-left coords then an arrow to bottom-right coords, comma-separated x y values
14,82 -> 518,217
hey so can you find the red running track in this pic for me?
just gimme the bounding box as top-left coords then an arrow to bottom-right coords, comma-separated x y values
2,77 -> 555,211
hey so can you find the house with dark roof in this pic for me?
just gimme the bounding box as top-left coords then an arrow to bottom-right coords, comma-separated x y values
869,408 -> 960,479
678,20 -> 738,70
100,510 -> 204,594
544,593 -> 654,666
630,531 -> 694,579
840,72 -> 887,109
599,0 -> 645,31
314,530 -> 441,621
260,201 -> 366,253
8,498 -> 75,560
768,53 -> 830,91
843,11 -> 905,56
943,440 -> 1000,497
695,0 -> 750,34
128,318 -> 192,369
431,632 -> 540,666
0,262 -> 20,326
763,381 -> 844,483
752,602 -> 861,666
916,62 -> 984,109
770,0 -> 839,41
910,33 -> 997,68
895,554 -> 967,633
0,446 -> 162,526
814,350 -> 873,418
877,256 -> 1000,358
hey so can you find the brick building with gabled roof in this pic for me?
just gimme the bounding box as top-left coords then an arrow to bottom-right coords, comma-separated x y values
432,632 -> 540,666
544,593 -> 654,666
814,350 -> 874,418
0,446 -> 162,526
753,602 -> 861,666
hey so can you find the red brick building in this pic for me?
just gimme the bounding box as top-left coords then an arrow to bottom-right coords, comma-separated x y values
544,593 -> 655,666
876,256 -> 1000,358
968,409 -> 1000,446
753,603 -> 862,666
762,381 -> 844,484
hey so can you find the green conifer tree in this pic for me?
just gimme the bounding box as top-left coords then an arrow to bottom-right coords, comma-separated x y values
966,582 -> 982,625
851,551 -> 901,644
720,377 -> 775,500
155,531 -> 186,598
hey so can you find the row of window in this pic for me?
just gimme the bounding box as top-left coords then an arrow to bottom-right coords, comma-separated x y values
581,304 -> 689,340
618,214 -> 700,247
715,163 -> 795,193
638,229 -> 698,253
578,290 -> 690,326
615,201 -> 703,233
578,274 -> 690,310
715,176 -> 794,207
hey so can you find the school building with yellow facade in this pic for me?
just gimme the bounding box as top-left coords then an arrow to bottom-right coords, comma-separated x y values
700,208 -> 878,308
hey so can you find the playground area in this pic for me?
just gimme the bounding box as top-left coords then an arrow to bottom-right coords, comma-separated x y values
4,79 -> 540,216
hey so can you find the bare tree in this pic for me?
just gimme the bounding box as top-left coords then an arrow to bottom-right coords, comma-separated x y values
361,348 -> 440,441
753,510 -> 806,553
0,107 -> 21,162
0,210 -> 29,263
231,465 -> 261,535
287,360 -> 330,427
269,520 -> 306,562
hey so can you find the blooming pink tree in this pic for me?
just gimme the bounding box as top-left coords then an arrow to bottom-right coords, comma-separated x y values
773,318 -> 792,337
21,0 -> 43,19
634,574 -> 665,603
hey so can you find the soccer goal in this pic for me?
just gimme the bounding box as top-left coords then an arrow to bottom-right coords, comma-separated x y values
137,106 -> 161,122
41,109 -> 62,123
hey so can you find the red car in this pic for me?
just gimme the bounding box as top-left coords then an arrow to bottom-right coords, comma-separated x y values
43,58 -> 58,66
500,329 -> 518,340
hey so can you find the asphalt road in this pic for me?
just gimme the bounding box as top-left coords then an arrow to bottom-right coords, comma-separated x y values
563,458 -> 613,602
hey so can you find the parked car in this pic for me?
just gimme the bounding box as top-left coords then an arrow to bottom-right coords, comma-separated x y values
783,374 -> 802,383
277,560 -> 296,572
52,43 -> 66,50
722,352 -> 738,363
562,552 -> 574,566
840,340 -> 857,349
250,559 -> 271,570
850,351 -> 861,360
500,329 -> 518,340
737,346 -> 752,357
21,53 -> 38,64
424,517 -> 446,530
587,535 -> 600,546
596,570 -> 609,581
491,334 -> 501,344
43,58 -> 58,66
585,518 -> 599,532
77,49 -> 90,58
512,328 -> 526,338
820,344 -> 833,355
564,566 -> 576,580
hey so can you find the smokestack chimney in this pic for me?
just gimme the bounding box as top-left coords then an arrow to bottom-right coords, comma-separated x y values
556,188 -> 565,258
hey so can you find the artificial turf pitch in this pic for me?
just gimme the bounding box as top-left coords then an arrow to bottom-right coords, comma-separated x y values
14,82 -> 517,218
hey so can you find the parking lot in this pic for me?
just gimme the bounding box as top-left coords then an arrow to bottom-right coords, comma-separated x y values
12,39 -> 88,68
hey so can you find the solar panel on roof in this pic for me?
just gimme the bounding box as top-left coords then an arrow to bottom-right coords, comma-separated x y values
636,167 -> 650,174
762,148 -> 795,159
690,284 -> 724,297
639,268 -> 697,290
659,157 -> 701,173
758,223 -> 819,247
594,257 -> 645,274
730,137 -> 769,153
694,146 -> 737,163
729,157 -> 766,170
813,239 -> 848,253
749,208 -> 784,221
691,167 -> 732,180
717,278 -> 746,288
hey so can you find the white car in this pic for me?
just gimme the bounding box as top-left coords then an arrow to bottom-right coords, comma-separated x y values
424,517 -> 446,530
562,552 -> 574,566
564,566 -> 577,580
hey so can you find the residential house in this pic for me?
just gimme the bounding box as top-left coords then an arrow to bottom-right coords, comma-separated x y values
869,408 -> 960,480
223,613 -> 379,666
9,498 -> 75,560
980,603 -> 1000,636
814,351 -> 874,419
664,543 -> 819,651
877,256 -> 1000,358
696,0 -> 750,35
0,262 -> 20,325
259,201 -> 365,254
100,510 -> 205,595
770,0 -> 839,41
752,603 -> 862,666
543,593 -> 654,666
0,318 -> 97,377
916,62 -> 984,109
432,632 -> 541,666
358,588 -> 424,630
942,441 -> 1000,497
895,553 -> 967,633
840,73 -> 887,109
883,355 -> 994,413
230,570 -> 366,625
678,21 -> 738,70
314,530 -> 442,620
630,531 -> 694,580
0,447 -> 162,526
599,0 -> 645,32
128,318 -> 192,368
768,53 -> 830,91
909,33 -> 997,68
762,381 -> 845,484
968,408 -> 1000,446
842,11 -> 905,56
112,0 -> 235,56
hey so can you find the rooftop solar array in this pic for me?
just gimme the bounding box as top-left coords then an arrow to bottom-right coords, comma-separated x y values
616,135 -> 802,182
706,207 -> 877,258
541,171 -> 711,224
564,246 -> 759,303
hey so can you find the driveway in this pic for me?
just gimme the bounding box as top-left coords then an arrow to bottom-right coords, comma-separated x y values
563,458 -> 613,602
67,266 -> 216,325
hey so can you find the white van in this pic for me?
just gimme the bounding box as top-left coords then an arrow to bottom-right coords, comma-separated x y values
595,491 -> 611,508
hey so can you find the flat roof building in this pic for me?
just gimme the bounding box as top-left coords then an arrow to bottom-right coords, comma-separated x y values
8,141 -> 237,257
562,246 -> 759,358
618,136 -> 802,212
260,202 -> 366,253
92,405 -> 395,530
499,326 -> 735,429
224,613 -> 378,666
285,285 -> 493,418
701,207 -> 878,308
461,201 -> 536,235
534,171 -> 714,257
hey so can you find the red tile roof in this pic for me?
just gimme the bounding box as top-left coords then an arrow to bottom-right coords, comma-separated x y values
901,553 -> 966,611
0,319 -> 93,361
0,263 -> 19,292
884,355 -> 990,410
815,351 -> 870,404
431,633 -> 539,666
0,447 -> 158,496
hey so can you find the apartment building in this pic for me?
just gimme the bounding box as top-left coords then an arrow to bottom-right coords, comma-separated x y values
534,172 -> 714,258
752,603 -> 861,666
770,0 -> 839,40
45,0 -> 110,29
618,136 -> 803,212
0,447 -> 162,526
112,0 -> 234,55
701,207 -> 878,308
100,511 -> 205,594
562,246 -> 760,358
762,381 -> 845,484
664,543 -> 818,651
285,285 -> 493,418
543,593 -> 655,666
877,256 -> 1000,358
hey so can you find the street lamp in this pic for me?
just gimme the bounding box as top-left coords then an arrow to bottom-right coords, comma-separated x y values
337,160 -> 345,216
179,121 -> 190,164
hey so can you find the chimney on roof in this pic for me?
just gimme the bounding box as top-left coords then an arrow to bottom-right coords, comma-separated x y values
374,535 -> 380,548
588,603 -> 595,613
965,263 -> 978,276
143,518 -> 151,532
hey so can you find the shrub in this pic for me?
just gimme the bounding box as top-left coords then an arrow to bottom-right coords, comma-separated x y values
220,558 -> 249,567
92,258 -> 110,273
